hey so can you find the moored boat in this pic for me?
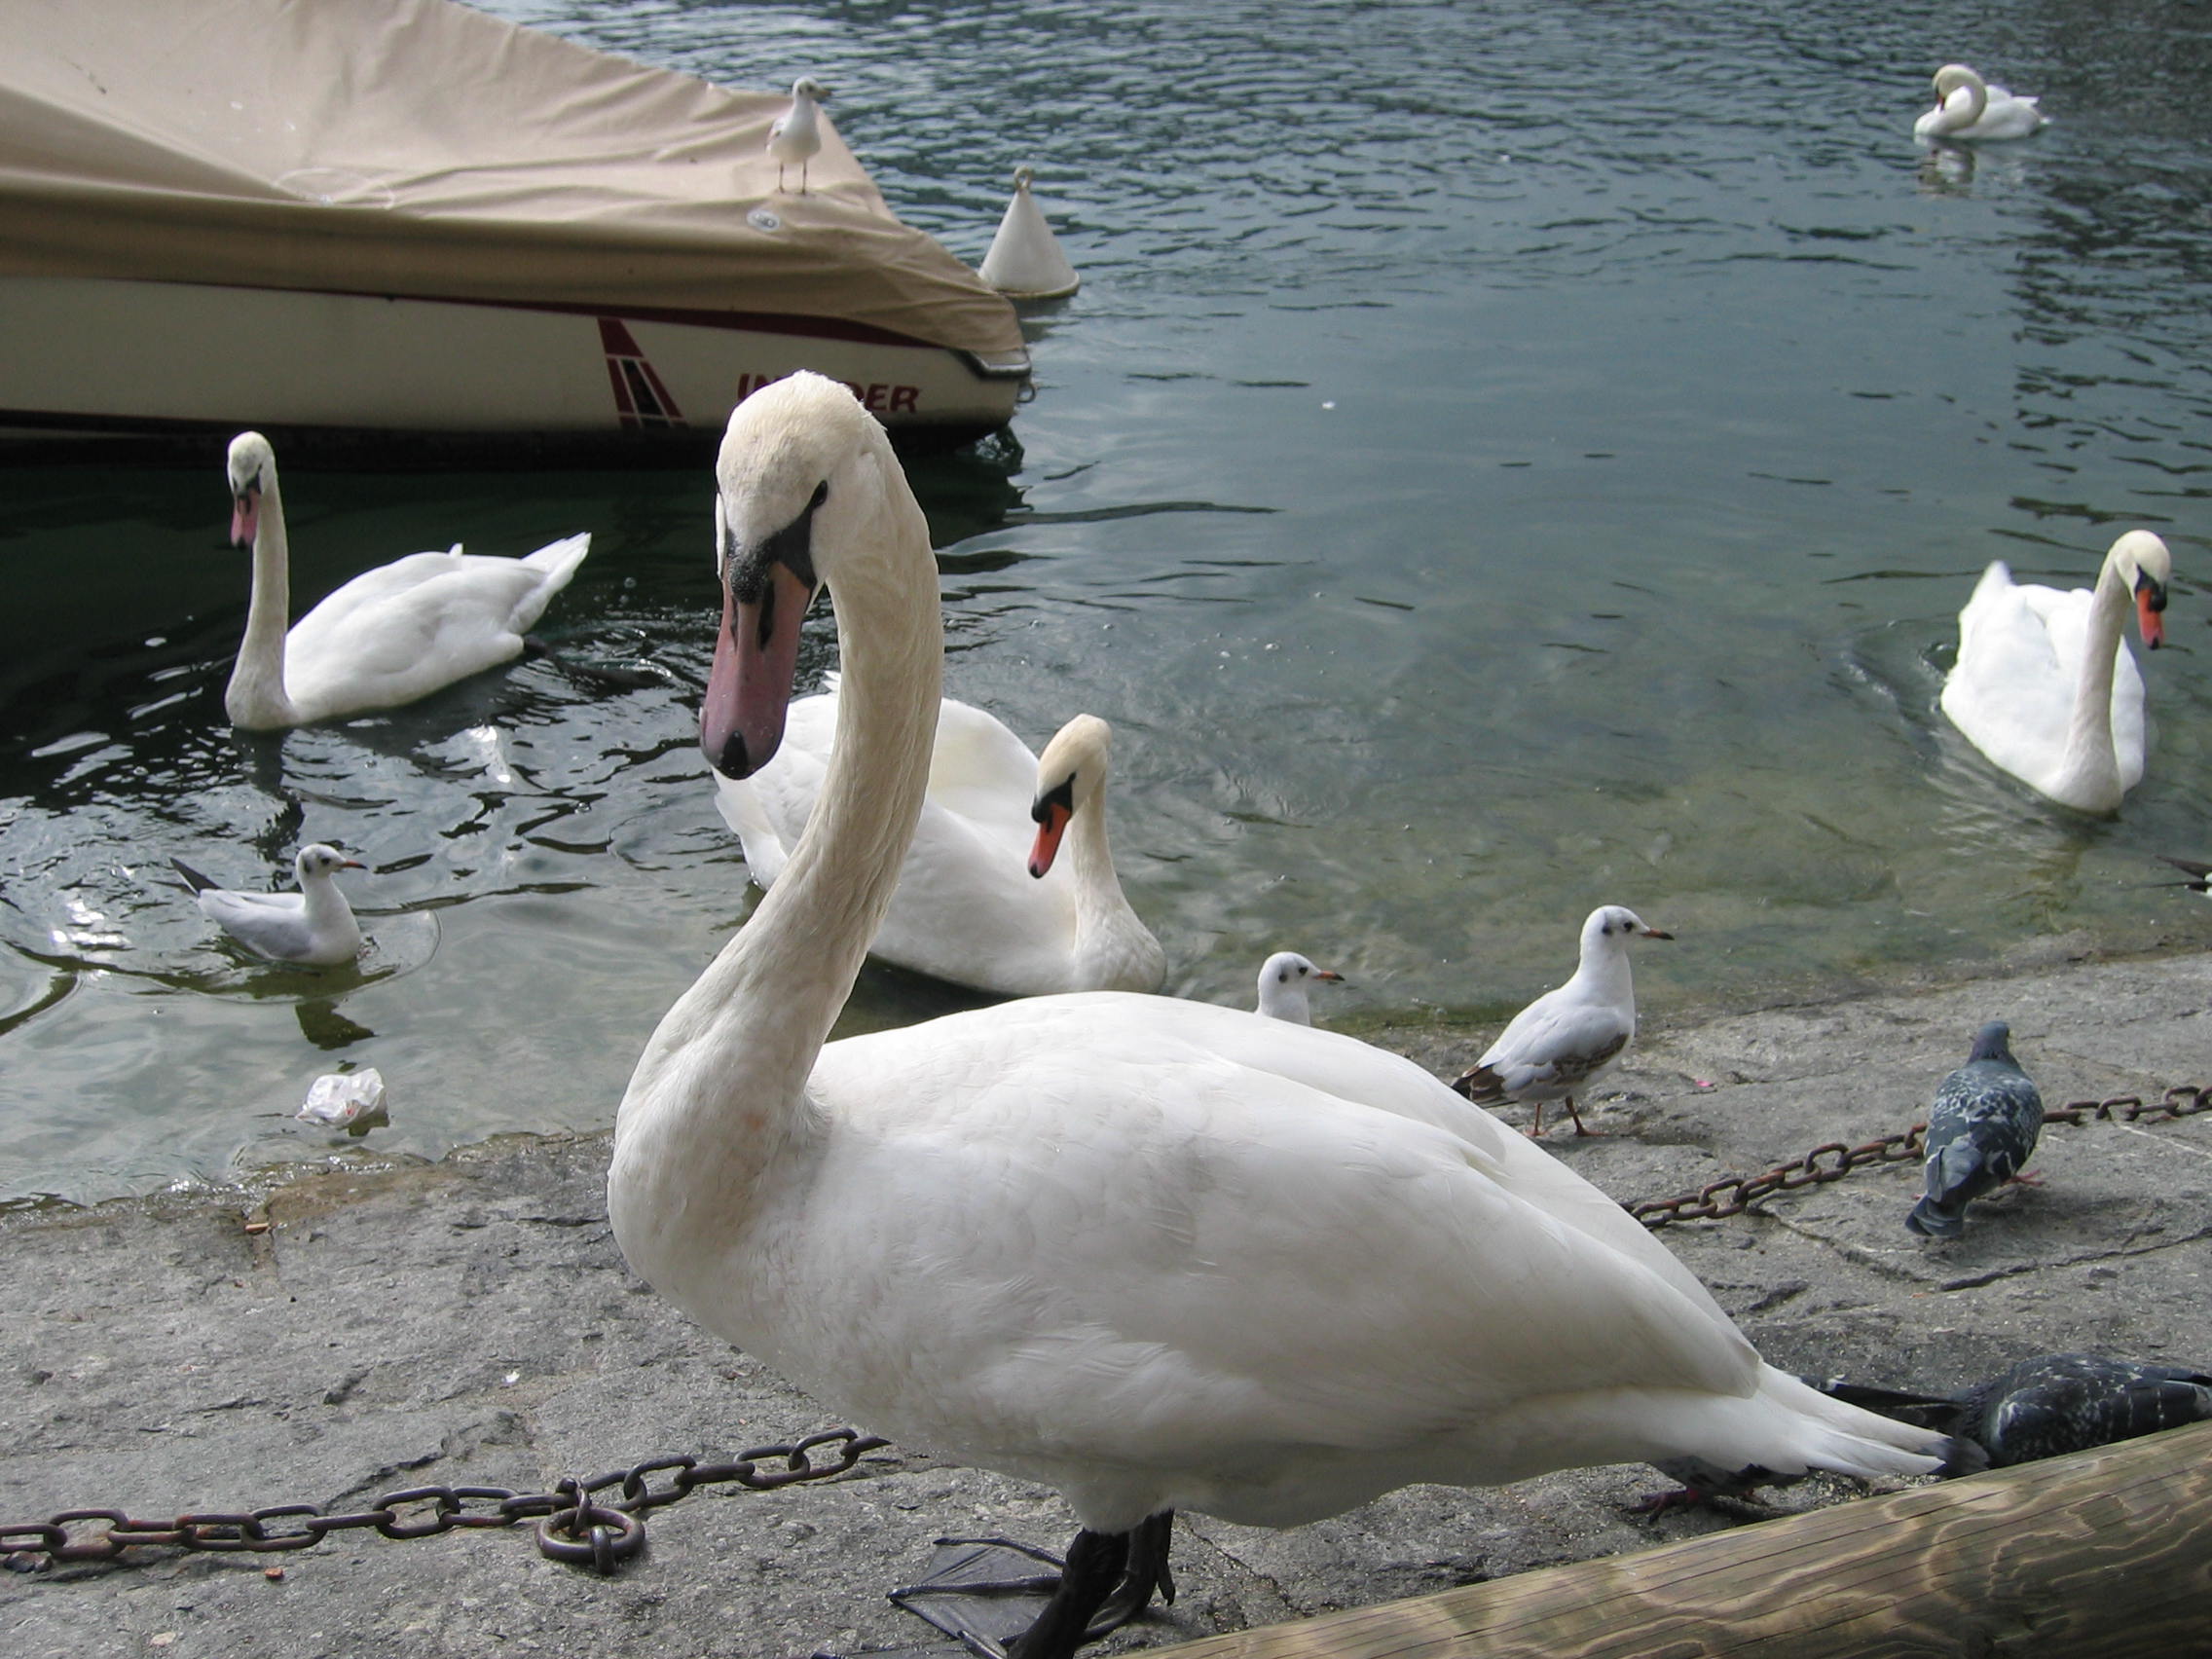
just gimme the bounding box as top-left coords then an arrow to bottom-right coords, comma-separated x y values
0,0 -> 1030,461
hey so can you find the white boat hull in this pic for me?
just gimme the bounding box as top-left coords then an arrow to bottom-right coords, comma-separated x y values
0,276 -> 1026,458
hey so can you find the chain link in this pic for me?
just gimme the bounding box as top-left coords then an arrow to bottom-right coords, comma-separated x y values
1629,1084 -> 2212,1226
0,1427 -> 887,1576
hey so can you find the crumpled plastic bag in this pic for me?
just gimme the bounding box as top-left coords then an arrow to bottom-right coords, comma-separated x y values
298,1067 -> 388,1133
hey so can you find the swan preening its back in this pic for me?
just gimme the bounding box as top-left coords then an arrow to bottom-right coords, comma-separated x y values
610,374 -> 1951,1656
714,686 -> 1164,995
1939,531 -> 2172,814
222,432 -> 590,730
1913,63 -> 2047,141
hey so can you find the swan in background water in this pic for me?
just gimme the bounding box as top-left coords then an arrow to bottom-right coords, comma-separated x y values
609,372 -> 1952,1659
1939,531 -> 2171,815
174,842 -> 365,966
716,686 -> 1163,995
1914,63 -> 2047,141
222,432 -> 590,730
1254,951 -> 1342,1024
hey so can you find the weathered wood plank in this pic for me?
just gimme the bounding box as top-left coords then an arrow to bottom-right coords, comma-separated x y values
1160,1419 -> 2212,1658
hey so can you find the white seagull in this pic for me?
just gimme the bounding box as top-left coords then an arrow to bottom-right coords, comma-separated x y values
1254,951 -> 1343,1024
768,77 -> 829,193
223,432 -> 591,730
608,374 -> 1949,1659
174,843 -> 366,967
1451,904 -> 1672,1136
1913,63 -> 2047,141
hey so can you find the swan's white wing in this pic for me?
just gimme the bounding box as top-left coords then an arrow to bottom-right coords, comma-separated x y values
778,996 -> 1763,1513
1942,566 -> 2079,791
282,537 -> 588,719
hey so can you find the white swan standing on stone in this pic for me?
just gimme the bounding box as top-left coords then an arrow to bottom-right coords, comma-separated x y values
715,687 -> 1163,996
1939,531 -> 2172,815
1913,63 -> 2047,141
173,842 -> 365,966
608,373 -> 1951,1659
1254,951 -> 1342,1024
222,433 -> 590,730
768,77 -> 828,193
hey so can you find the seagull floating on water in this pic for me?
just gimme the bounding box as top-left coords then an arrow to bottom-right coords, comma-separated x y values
1906,1020 -> 2044,1239
1254,951 -> 1343,1025
1451,905 -> 1671,1137
1913,63 -> 2047,142
174,843 -> 366,967
768,76 -> 828,193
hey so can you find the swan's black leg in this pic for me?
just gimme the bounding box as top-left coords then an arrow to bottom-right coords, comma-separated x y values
1081,1510 -> 1176,1639
1006,1528 -> 1128,1659
887,1513 -> 1174,1656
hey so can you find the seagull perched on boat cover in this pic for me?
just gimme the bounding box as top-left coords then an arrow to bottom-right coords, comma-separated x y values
1451,904 -> 1671,1136
768,77 -> 828,193
1905,1019 -> 2043,1239
1254,951 -> 1343,1025
174,843 -> 366,967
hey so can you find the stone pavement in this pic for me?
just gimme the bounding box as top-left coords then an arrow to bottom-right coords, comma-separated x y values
6,948 -> 2209,1659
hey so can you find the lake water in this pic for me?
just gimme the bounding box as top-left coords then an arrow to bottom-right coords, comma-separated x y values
4,0 -> 2208,1204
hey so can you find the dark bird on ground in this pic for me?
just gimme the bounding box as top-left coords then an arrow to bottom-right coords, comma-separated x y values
1905,1019 -> 2042,1239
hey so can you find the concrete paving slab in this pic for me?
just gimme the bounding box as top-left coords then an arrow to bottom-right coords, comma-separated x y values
6,947 -> 2211,1658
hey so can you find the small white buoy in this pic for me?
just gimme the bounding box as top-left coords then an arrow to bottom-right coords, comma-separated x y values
978,166 -> 1080,300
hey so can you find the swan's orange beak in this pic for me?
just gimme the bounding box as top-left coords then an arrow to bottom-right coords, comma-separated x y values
2137,577 -> 2166,649
1028,794 -> 1072,879
702,559 -> 812,779
231,487 -> 260,547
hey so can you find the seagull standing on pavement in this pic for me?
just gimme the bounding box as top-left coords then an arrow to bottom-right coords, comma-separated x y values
768,77 -> 828,193
174,843 -> 366,967
1254,951 -> 1343,1025
1450,905 -> 1672,1137
1906,1019 -> 2044,1239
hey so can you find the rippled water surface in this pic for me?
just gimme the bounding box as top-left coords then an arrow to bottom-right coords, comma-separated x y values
5,0 -> 2210,1202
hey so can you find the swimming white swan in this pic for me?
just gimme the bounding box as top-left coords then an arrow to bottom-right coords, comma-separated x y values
1254,950 -> 1342,1024
222,431 -> 591,730
1939,531 -> 2172,815
173,842 -> 364,966
768,77 -> 828,193
608,373 -> 1950,1658
715,689 -> 1164,995
1452,905 -> 1670,1138
1913,63 -> 2047,141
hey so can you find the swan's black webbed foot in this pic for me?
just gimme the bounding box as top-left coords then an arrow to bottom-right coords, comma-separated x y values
887,1512 -> 1175,1659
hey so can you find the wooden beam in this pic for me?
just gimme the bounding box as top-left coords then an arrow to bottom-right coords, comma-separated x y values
1159,1419 -> 2212,1658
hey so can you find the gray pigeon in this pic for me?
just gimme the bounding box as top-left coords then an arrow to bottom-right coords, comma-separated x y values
1820,1351 -> 2212,1469
1905,1019 -> 2043,1239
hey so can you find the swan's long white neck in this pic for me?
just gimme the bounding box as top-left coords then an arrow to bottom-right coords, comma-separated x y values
2052,552 -> 2134,808
612,473 -> 941,1298
1061,780 -> 1155,987
226,475 -> 297,728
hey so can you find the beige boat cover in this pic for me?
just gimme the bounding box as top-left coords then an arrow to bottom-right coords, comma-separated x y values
0,0 -> 1023,356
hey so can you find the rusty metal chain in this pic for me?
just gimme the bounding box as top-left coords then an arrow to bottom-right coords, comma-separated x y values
1629,1084 -> 2212,1227
0,1426 -> 887,1576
